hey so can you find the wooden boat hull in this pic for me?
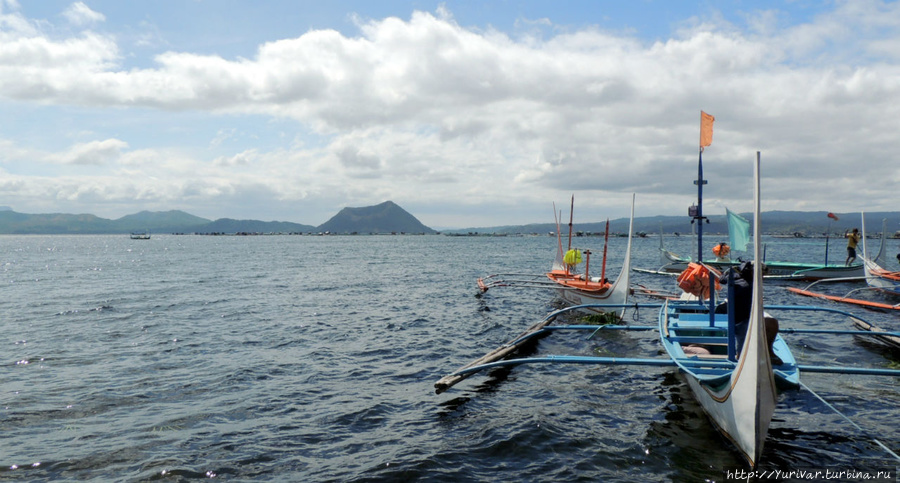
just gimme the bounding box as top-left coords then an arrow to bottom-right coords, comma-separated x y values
660,299 -> 796,466
549,195 -> 634,315
552,282 -> 625,311
655,219 -> 889,281
862,258 -> 900,296
659,153 -> 791,467
860,216 -> 900,296
659,250 -> 863,280
547,269 -> 630,312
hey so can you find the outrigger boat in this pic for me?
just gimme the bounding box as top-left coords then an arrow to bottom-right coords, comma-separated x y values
642,203 -> 887,282
437,154 -> 900,467
658,152 -> 790,466
648,236 -> 868,281
477,194 -> 635,316
437,118 -> 900,467
787,218 -> 899,312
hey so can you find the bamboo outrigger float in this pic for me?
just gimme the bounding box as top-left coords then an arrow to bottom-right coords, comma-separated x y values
787,285 -> 900,312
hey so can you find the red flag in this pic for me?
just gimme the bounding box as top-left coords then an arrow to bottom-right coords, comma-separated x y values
700,111 -> 715,151
827,212 -> 839,221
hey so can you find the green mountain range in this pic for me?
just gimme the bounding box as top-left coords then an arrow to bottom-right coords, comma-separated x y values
0,204 -> 896,236
0,202 -> 431,235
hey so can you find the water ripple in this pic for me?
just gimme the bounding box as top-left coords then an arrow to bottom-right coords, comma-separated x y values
1,234 -> 898,480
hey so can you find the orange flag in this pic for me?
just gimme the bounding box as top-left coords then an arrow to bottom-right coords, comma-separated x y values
700,111 -> 715,151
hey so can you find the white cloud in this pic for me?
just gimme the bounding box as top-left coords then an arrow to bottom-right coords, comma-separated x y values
62,2 -> 105,27
0,3 -> 899,225
210,128 -> 237,148
213,149 -> 258,167
49,139 -> 129,165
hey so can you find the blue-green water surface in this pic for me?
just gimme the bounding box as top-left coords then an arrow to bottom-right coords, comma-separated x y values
2,234 -> 898,481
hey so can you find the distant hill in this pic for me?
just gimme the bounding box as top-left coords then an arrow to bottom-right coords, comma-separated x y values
197,218 -> 316,234
115,210 -> 213,232
317,201 -> 436,234
0,202 -> 430,235
0,209 -> 317,235
0,210 -> 118,234
445,211 -> 900,237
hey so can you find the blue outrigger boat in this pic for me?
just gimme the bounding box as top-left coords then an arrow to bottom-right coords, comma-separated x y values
657,152 -> 793,466
436,115 -> 900,467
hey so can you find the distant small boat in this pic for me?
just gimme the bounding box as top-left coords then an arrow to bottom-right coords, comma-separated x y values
130,230 -> 151,240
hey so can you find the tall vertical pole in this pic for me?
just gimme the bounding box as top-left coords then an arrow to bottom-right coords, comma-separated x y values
567,195 -> 574,252
601,218 -> 609,282
696,110 -> 713,263
695,148 -> 706,262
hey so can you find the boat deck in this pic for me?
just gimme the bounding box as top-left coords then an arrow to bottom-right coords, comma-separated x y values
546,271 -> 612,293
662,303 -> 800,388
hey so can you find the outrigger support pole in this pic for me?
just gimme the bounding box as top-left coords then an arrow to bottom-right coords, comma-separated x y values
442,355 -> 900,382
435,301 -> 900,394
434,303 -> 663,394
779,327 -> 900,338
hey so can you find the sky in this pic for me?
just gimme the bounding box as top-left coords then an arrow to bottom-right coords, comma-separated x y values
1,1 -> 898,229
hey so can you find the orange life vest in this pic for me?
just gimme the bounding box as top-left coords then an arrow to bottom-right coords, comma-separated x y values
712,243 -> 730,258
676,262 -> 722,298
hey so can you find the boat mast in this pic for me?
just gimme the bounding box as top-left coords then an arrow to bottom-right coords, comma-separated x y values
694,111 -> 714,262
693,148 -> 708,262
567,194 -> 574,252
553,202 -> 564,269
601,218 -> 609,282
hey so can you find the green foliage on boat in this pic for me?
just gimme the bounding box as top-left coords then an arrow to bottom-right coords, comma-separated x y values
578,312 -> 620,325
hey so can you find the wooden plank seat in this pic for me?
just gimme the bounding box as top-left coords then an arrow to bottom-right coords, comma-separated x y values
669,336 -> 728,345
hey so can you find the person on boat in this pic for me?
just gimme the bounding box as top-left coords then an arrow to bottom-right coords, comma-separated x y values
712,242 -> 731,261
715,261 -> 782,365
845,228 -> 861,266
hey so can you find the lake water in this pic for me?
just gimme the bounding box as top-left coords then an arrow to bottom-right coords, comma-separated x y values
2,233 -> 898,481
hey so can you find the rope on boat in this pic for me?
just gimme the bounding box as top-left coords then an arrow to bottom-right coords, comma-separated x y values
799,380 -> 900,463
